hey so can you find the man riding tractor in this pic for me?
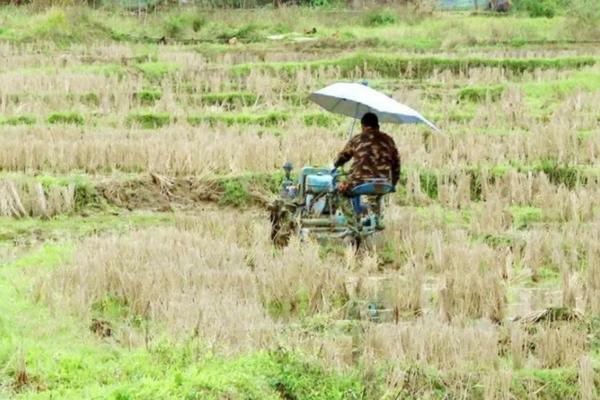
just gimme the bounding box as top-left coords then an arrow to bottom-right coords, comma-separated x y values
334,112 -> 400,216
269,112 -> 400,247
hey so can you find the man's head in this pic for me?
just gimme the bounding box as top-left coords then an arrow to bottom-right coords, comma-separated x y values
361,112 -> 379,131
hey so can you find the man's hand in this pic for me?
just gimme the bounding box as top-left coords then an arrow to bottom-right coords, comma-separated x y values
337,182 -> 349,193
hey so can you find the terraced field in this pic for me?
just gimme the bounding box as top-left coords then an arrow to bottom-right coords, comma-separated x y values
0,6 -> 599,399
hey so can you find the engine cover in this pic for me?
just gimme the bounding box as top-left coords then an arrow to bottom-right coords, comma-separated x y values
305,174 -> 333,193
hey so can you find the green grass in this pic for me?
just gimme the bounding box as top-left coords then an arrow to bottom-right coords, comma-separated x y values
187,112 -> 289,127
0,212 -> 174,243
134,89 -> 163,105
0,243 -> 363,399
509,206 -> 543,229
134,61 -> 180,80
194,92 -> 258,106
0,115 -> 36,126
231,54 -> 598,79
47,111 -> 84,125
1,7 -> 596,50
126,111 -> 171,129
80,92 -> 100,106
458,85 -> 506,102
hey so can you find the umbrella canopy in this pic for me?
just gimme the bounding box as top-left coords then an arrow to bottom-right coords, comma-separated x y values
309,82 -> 440,132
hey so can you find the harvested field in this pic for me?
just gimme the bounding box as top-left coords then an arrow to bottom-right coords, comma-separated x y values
0,4 -> 599,399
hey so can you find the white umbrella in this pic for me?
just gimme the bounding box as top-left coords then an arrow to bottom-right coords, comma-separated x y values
309,82 -> 440,133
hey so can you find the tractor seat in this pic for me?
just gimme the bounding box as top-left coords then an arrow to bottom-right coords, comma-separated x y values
349,179 -> 395,196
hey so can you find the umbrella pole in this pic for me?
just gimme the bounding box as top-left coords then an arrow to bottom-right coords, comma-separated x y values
348,103 -> 360,138
348,117 -> 357,138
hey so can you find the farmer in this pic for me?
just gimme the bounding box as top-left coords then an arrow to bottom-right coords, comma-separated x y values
333,112 -> 400,194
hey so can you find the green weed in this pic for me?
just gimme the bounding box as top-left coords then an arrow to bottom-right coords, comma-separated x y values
187,112 -> 289,127
134,89 -> 162,105
215,22 -> 262,43
218,180 -> 250,207
0,115 -> 36,126
363,9 -> 398,27
509,206 -> 543,229
303,113 -> 339,127
3,243 -> 73,269
127,112 -> 171,129
47,112 -> 84,125
532,158 -> 581,189
134,62 -> 179,80
511,368 -> 579,399
80,92 -> 100,106
196,92 -> 257,106
517,0 -> 559,18
458,85 -> 506,102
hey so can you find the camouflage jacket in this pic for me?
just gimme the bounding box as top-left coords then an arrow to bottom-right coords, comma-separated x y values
334,128 -> 400,187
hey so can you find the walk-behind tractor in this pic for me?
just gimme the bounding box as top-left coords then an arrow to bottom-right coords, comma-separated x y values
269,81 -> 439,247
269,162 -> 395,248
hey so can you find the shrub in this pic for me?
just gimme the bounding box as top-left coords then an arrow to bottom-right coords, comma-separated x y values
48,112 -> 84,125
363,9 -> 398,27
215,23 -> 262,43
567,0 -> 600,37
219,179 -> 249,207
191,15 -> 206,32
518,0 -> 558,18
126,112 -> 170,129
163,14 -> 185,40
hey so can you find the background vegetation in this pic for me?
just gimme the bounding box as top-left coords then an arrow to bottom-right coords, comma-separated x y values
0,2 -> 598,399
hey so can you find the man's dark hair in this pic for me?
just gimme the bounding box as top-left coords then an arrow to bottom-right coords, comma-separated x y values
361,112 -> 379,129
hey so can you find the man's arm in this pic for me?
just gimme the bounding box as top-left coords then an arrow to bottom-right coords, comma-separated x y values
334,137 -> 356,168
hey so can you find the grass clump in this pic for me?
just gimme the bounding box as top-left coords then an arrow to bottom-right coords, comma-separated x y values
28,9 -> 77,45
218,179 -> 250,207
37,174 -> 100,210
196,92 -> 257,107
134,89 -> 162,105
531,159 -> 581,189
362,9 -> 398,27
0,115 -> 36,126
511,368 -> 579,399
517,0 -> 559,18
303,113 -> 339,127
134,61 -> 179,80
458,85 -> 506,103
47,111 -> 84,125
80,92 -> 100,106
162,13 -> 207,40
187,112 -> 289,127
509,206 -> 543,229
214,22 -> 262,44
126,112 -> 171,129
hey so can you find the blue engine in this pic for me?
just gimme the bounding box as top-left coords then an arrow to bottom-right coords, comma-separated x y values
299,167 -> 333,195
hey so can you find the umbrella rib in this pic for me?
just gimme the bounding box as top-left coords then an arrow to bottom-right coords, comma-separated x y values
330,97 -> 345,114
